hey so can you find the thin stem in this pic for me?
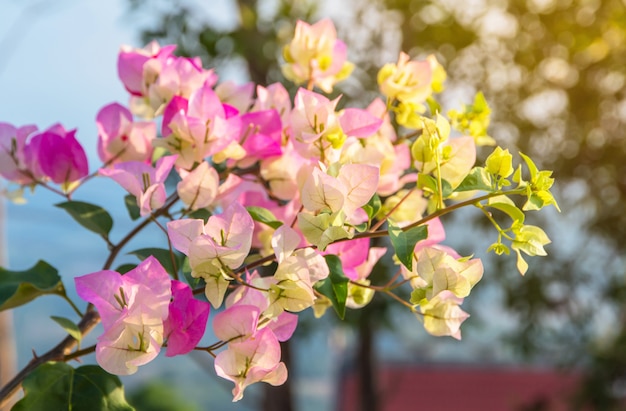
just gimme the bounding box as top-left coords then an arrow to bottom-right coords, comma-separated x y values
396,129 -> 421,144
64,138 -> 128,197
193,346 -> 218,358
290,205 -> 304,228
353,189 -> 526,241
35,181 -> 69,199
382,268 -> 403,289
435,148 -> 445,210
370,188 -> 415,232
151,216 -> 179,280
476,203 -> 514,241
64,345 -> 96,362
379,287 -> 415,311
103,193 -> 180,270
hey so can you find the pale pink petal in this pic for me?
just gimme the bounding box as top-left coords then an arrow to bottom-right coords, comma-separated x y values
213,304 -> 260,343
154,155 -> 178,183
99,161 -> 152,197
339,108 -> 382,138
188,83 -> 224,120
413,217 -> 446,254
75,270 -> 126,329
162,96 -> 188,137
338,164 -> 379,214
268,312 -> 298,342
139,183 -> 166,216
177,161 -> 219,209
301,168 -> 345,213
167,219 -> 205,255
126,256 -> 172,315
271,226 -> 302,263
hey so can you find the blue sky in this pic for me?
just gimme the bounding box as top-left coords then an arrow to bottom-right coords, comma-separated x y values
1,0 -> 136,158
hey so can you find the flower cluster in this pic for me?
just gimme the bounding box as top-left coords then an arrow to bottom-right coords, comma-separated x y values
75,257 -> 209,375
0,18 -> 557,404
0,123 -> 88,193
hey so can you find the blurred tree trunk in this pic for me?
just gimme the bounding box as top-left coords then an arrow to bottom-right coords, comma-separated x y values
0,200 -> 17,411
357,308 -> 379,411
262,340 -> 294,411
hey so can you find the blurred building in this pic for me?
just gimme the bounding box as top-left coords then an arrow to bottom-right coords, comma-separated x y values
337,363 -> 588,411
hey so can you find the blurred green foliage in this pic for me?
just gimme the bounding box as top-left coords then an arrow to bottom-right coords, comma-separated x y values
128,381 -> 199,411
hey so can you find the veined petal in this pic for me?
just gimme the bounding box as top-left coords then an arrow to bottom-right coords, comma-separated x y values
213,304 -> 260,343
167,219 -> 205,255
164,280 -> 210,357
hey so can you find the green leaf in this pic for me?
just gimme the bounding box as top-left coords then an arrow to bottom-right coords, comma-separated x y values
114,264 -> 137,274
456,167 -> 493,192
388,221 -> 428,271
182,257 -> 203,288
314,255 -> 349,319
56,201 -> 113,240
417,173 -> 437,194
13,363 -> 134,411
363,193 -> 381,221
487,201 -> 525,223
124,195 -> 140,221
426,96 -> 441,115
246,206 -> 283,229
50,316 -> 82,342
352,222 -> 368,232
0,261 -> 63,311
417,174 -> 453,198
519,152 -> 538,181
128,248 -> 182,277
297,213 -> 332,247
318,226 -> 352,251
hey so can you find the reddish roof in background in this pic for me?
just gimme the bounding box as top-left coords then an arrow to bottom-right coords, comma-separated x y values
337,364 -> 586,411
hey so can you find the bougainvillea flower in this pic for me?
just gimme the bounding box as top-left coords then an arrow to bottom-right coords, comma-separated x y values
74,256 -> 172,375
215,81 -> 254,113
214,327 -> 287,401
281,19 -> 353,93
260,141 -> 311,201
0,122 -> 38,184
167,203 -> 254,308
27,124 -> 89,188
339,98 -> 414,196
301,164 -> 379,216
163,280 -> 210,357
213,304 -> 261,343
338,108 -> 383,139
118,41 -> 217,118
223,273 -> 299,340
408,246 -> 484,301
96,102 -> 155,164
161,84 -> 241,169
117,41 -> 176,96
378,52 -> 433,104
252,83 -> 292,124
176,161 -> 220,210
236,110 -> 283,167
99,155 -> 177,216
417,290 -> 470,340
